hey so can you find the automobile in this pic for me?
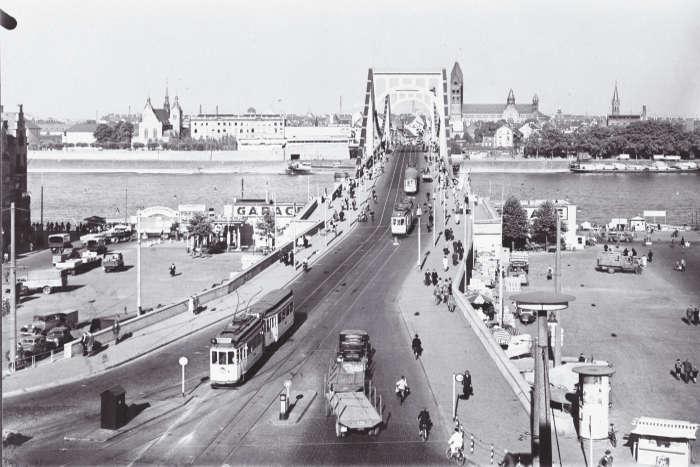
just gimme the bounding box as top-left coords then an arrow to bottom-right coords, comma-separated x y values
20,334 -> 48,355
516,306 -> 536,325
46,326 -> 75,348
103,252 -> 124,272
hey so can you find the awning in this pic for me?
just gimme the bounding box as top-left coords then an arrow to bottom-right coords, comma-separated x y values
631,417 -> 698,440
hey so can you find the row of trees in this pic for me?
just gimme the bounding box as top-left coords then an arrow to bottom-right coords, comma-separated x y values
524,120 -> 700,159
502,196 -> 561,249
94,121 -> 135,144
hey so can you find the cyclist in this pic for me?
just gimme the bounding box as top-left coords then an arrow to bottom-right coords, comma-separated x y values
418,408 -> 431,439
448,426 -> 464,458
395,376 -> 409,404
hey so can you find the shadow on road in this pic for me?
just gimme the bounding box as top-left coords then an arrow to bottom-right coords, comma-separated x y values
126,402 -> 151,424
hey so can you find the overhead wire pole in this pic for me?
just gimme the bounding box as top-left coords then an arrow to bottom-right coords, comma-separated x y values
10,203 -> 17,368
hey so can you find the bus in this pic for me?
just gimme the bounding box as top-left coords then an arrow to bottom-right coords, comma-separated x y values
48,233 -> 71,252
210,287 -> 294,387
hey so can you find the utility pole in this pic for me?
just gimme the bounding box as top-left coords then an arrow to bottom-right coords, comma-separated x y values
10,202 -> 17,368
136,212 -> 141,314
553,209 -> 563,368
40,185 -> 44,228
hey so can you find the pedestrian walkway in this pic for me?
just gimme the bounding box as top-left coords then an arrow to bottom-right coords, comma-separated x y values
2,177 -> 372,398
397,171 -> 532,466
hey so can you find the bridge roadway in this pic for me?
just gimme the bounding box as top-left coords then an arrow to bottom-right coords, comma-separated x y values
4,147 -> 465,465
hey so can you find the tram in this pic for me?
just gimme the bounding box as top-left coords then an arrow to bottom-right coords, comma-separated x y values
390,199 -> 414,236
210,287 -> 294,387
403,166 -> 419,194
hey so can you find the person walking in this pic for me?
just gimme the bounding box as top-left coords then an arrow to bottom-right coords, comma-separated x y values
447,293 -> 456,312
674,358 -> 683,380
683,359 -> 693,383
431,269 -> 438,286
442,254 -> 449,272
424,271 -> 431,286
412,334 -> 423,359
434,284 -> 442,305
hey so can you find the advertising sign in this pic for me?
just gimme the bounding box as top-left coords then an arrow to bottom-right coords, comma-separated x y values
233,203 -> 303,219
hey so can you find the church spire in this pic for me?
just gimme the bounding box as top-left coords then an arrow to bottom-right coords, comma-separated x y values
164,84 -> 171,118
611,82 -> 620,116
507,89 -> 515,105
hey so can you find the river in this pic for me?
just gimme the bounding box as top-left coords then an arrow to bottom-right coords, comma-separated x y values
26,160 -> 699,226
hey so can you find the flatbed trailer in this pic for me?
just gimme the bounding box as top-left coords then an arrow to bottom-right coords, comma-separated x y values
326,389 -> 383,437
596,251 -> 642,274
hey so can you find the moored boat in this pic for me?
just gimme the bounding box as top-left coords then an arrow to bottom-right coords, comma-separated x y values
286,162 -> 313,175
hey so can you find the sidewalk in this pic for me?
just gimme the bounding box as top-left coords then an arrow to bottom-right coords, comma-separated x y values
2,177 -> 373,398
397,172 -> 532,465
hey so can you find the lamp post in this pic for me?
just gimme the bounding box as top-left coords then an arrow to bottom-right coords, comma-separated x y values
416,205 -> 422,267
4,202 -> 31,369
512,291 -> 575,467
136,210 -> 142,314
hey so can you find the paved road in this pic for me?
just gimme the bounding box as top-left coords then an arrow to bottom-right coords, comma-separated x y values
4,147 -> 457,465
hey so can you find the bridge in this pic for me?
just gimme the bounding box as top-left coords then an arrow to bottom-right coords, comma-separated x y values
359,68 -> 450,165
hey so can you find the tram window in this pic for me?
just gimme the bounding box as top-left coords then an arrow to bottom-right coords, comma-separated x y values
218,352 -> 226,364
228,351 -> 236,364
211,351 -> 217,364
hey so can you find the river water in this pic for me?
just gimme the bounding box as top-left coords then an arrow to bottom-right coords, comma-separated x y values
27,160 -> 699,226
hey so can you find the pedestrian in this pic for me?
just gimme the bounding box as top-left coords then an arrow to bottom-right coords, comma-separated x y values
81,333 -> 88,356
447,293 -> 456,312
681,236 -> 685,247
447,278 -> 453,296
424,271 -> 431,286
694,307 -> 700,325
597,449 -> 613,467
680,258 -> 686,272
683,360 -> 693,383
431,269 -> 438,286
674,358 -> 683,380
452,251 -> 459,266
433,284 -> 442,305
604,244 -> 609,252
289,251 -> 295,267
647,251 -> 653,263
547,267 -> 553,280
578,353 -> 586,362
442,254 -> 449,272
622,248 -> 628,256
412,334 -> 423,359
112,319 -> 120,345
631,248 -> 637,257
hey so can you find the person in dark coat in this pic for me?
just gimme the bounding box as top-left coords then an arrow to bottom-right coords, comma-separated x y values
424,271 -> 431,286
431,269 -> 438,286
452,251 -> 459,266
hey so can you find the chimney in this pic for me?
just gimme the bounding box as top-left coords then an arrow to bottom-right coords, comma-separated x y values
642,105 -> 647,120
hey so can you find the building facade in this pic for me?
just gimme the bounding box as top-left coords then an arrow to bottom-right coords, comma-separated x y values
494,125 -> 514,148
1,105 -> 31,252
189,113 -> 285,145
63,122 -> 98,145
138,88 -> 184,144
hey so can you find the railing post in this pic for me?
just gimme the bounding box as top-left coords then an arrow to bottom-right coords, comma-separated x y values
32,355 -> 36,367
50,350 -> 54,362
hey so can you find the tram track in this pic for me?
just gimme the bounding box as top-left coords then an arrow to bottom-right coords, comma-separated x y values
129,148 -> 413,465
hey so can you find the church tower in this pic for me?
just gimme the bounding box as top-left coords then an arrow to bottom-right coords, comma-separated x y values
506,89 -> 516,106
532,94 -> 539,113
449,62 -> 463,118
611,82 -> 620,116
163,86 -> 171,119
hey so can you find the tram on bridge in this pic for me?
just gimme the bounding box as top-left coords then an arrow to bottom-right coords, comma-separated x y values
390,199 -> 414,236
403,166 -> 419,194
210,287 -> 294,387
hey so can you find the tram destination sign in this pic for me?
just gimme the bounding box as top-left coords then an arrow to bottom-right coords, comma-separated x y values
225,203 -> 304,219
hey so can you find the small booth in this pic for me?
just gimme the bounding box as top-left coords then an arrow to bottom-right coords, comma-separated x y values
630,417 -> 698,467
630,216 -> 647,232
573,365 -> 615,439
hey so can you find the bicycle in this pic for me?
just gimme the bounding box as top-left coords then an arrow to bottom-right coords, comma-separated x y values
445,446 -> 466,465
419,421 -> 430,441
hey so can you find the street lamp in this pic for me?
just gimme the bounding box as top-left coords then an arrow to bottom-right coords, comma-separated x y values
511,291 -> 575,467
416,205 -> 422,267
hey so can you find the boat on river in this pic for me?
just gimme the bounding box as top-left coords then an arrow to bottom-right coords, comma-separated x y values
570,161 -> 699,173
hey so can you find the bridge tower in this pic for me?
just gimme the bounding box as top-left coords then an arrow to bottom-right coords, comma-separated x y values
359,68 -> 449,164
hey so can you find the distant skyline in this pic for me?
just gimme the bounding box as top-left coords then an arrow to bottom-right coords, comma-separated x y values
1,0 -> 699,120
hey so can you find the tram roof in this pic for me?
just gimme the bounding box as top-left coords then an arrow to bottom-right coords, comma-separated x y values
249,287 -> 293,317
216,314 -> 262,345
404,167 -> 418,178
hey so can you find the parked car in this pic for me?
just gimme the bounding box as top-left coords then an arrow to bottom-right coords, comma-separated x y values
103,252 -> 125,272
46,326 -> 75,348
32,310 -> 79,333
20,334 -> 48,355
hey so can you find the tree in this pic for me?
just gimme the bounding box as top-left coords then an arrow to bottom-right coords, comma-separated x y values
502,196 -> 529,250
531,201 -> 558,246
256,210 -> 275,249
94,123 -> 114,143
188,213 -> 213,249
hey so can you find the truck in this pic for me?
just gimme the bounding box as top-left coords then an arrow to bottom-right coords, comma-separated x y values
596,251 -> 642,274
103,251 -> 125,272
16,268 -> 68,295
80,233 -> 107,254
32,310 -> 79,333
508,252 -> 529,286
324,330 -> 383,438
54,251 -> 102,275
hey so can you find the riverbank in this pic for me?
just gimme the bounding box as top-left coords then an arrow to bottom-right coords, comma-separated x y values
461,158 -> 570,173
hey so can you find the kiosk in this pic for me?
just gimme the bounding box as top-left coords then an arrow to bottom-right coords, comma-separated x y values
573,365 -> 615,439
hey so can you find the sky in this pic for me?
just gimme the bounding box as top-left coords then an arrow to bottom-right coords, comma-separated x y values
1,0 -> 699,120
